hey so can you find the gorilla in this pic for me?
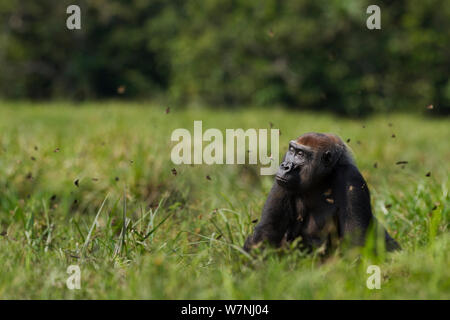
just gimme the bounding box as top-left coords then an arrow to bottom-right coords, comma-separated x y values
244,132 -> 400,253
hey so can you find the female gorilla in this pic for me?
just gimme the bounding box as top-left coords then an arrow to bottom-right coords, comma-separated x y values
244,132 -> 400,253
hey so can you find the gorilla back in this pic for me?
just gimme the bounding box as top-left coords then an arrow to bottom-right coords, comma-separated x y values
244,132 -> 400,253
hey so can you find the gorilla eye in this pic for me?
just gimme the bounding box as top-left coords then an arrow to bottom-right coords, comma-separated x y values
289,146 -> 295,153
297,150 -> 304,157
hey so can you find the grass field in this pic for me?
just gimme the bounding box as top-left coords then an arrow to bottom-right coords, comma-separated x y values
0,102 -> 448,299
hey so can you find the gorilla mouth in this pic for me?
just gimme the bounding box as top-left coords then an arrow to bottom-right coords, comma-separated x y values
276,175 -> 300,189
275,176 -> 288,182
275,175 -> 291,187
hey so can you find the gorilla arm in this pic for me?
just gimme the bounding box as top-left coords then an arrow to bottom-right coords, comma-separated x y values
243,182 -> 294,251
332,164 -> 400,251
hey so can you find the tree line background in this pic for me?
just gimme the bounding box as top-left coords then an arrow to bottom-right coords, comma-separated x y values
0,0 -> 449,116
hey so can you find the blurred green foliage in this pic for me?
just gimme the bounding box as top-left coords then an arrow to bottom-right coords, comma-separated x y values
0,0 -> 449,116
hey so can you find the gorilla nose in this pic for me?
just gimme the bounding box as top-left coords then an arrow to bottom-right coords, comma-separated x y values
280,161 -> 293,172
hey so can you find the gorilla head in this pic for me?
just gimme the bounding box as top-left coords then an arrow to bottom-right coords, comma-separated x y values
276,133 -> 348,192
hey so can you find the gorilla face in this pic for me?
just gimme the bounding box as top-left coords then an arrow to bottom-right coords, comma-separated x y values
276,141 -> 310,189
275,140 -> 335,192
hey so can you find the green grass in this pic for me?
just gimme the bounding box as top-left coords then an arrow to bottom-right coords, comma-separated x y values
0,102 -> 448,299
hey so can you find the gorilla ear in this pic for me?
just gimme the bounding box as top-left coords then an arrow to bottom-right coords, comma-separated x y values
322,150 -> 332,165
